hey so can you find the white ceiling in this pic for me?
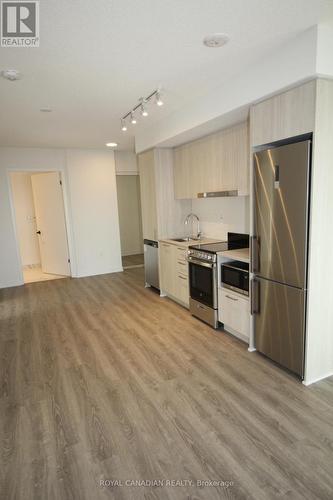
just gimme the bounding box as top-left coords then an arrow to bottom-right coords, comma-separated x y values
0,0 -> 332,151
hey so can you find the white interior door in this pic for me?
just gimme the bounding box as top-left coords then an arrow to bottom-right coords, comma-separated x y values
31,172 -> 70,276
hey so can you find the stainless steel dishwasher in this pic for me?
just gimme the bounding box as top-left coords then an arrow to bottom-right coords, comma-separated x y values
144,239 -> 159,289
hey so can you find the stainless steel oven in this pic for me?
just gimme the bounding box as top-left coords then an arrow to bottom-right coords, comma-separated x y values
221,260 -> 249,296
188,256 -> 218,328
187,244 -> 227,328
188,257 -> 217,308
187,236 -> 249,329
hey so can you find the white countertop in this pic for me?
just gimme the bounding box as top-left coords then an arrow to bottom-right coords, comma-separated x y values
159,237 -> 221,248
217,247 -> 250,263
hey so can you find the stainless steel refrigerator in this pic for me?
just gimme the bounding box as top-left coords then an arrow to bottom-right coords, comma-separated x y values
251,137 -> 311,378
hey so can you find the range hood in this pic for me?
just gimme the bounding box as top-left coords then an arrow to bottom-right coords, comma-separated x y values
197,190 -> 238,198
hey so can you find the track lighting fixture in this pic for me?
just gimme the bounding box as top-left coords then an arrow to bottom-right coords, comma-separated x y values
120,89 -> 164,131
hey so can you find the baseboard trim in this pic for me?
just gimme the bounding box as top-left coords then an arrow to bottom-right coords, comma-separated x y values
302,371 -> 333,386
0,279 -> 24,289
121,251 -> 144,257
73,267 -> 124,278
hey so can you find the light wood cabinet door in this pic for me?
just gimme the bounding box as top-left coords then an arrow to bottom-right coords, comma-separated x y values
138,150 -> 158,240
159,242 -> 176,296
250,80 -> 316,147
219,288 -> 250,339
211,122 -> 248,194
174,144 -> 195,199
160,243 -> 189,307
175,273 -> 189,307
174,121 -> 249,198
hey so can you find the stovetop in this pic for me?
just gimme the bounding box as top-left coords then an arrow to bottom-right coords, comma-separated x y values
188,241 -> 228,253
188,233 -> 249,263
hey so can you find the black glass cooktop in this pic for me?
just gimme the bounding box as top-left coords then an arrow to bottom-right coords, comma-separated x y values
189,233 -> 249,254
189,242 -> 228,253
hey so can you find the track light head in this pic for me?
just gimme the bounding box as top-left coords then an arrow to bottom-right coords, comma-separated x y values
131,112 -> 137,125
141,104 -> 148,117
121,119 -> 127,131
156,91 -> 163,106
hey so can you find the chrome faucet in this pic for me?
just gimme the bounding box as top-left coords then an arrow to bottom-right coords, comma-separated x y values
184,213 -> 201,240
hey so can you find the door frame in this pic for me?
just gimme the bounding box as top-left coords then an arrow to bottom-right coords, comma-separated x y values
7,168 -> 74,284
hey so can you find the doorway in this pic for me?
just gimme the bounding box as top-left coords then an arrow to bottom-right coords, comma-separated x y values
116,174 -> 144,269
10,171 -> 71,284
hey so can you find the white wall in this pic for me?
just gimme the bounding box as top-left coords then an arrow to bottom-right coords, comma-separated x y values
10,172 -> 40,266
0,148 -> 66,288
304,79 -> 333,384
191,196 -> 250,240
0,147 -> 122,288
116,175 -> 143,256
65,150 -> 122,277
135,26 -> 319,153
316,23 -> 333,77
114,151 -> 138,174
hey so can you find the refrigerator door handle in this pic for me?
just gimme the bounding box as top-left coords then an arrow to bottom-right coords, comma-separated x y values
251,236 -> 259,273
250,278 -> 260,315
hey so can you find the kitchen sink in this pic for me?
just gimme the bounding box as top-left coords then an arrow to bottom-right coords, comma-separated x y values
170,237 -> 200,242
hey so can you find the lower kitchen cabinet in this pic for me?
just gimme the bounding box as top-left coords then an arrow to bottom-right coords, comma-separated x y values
159,242 -> 176,296
219,288 -> 250,340
159,242 -> 189,307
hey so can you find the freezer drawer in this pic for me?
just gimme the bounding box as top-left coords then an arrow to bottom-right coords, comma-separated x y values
144,239 -> 159,289
253,278 -> 305,377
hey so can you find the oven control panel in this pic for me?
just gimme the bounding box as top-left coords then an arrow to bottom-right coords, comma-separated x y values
187,249 -> 217,262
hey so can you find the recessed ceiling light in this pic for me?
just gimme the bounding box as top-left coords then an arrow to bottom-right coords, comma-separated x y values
203,33 -> 229,48
40,107 -> 52,112
106,142 -> 118,148
1,69 -> 21,81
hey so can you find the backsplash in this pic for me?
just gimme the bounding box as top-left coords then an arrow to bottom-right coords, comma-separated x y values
190,196 -> 250,240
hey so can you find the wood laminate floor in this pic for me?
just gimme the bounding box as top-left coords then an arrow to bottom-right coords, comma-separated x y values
0,268 -> 333,500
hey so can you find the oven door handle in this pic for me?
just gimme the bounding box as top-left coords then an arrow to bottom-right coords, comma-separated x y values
222,263 -> 249,273
187,257 -> 215,269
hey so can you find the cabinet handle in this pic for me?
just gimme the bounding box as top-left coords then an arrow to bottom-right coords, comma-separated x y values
225,295 -> 238,301
178,275 -> 187,280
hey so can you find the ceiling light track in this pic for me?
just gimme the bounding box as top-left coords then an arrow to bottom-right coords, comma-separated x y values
121,89 -> 164,131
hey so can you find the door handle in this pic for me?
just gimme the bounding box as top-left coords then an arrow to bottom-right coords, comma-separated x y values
36,230 -> 41,235
250,279 -> 260,315
251,235 -> 259,273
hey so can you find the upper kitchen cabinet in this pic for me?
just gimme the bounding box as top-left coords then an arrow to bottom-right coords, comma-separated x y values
173,121 -> 249,199
138,148 -> 191,241
250,80 -> 316,147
